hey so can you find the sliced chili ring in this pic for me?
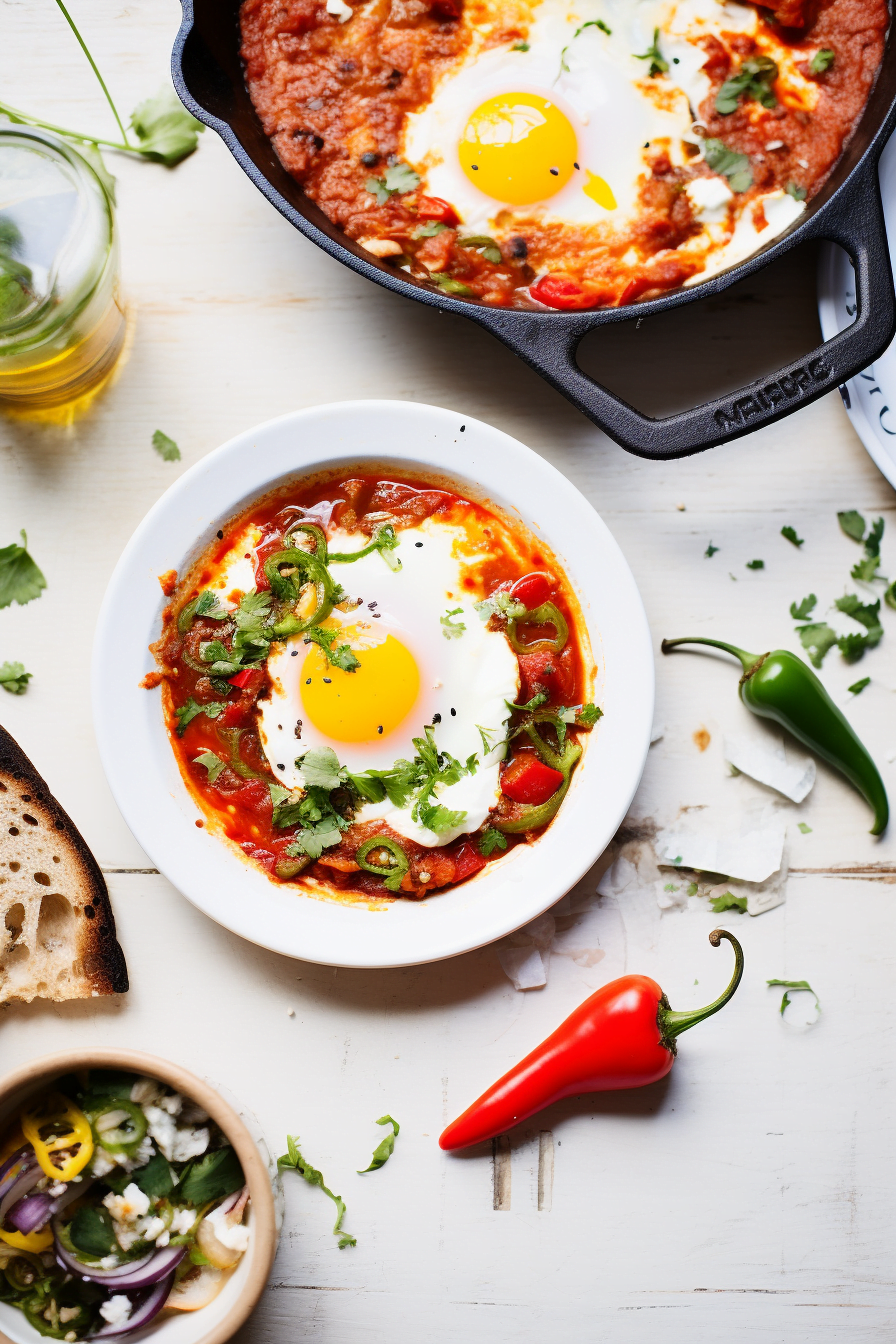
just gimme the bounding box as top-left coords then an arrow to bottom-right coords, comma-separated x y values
265,548 -> 334,634
356,836 -> 409,891
283,521 -> 329,563
507,600 -> 568,655
91,1100 -> 148,1154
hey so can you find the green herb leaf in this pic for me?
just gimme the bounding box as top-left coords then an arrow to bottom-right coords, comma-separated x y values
413,222 -> 449,238
177,1146 -> 244,1204
459,235 -> 502,263
746,559 -> 764,570
785,182 -> 807,201
285,818 -> 344,857
797,822 -> 812,834
809,48 -> 835,74
195,591 -> 228,620
297,746 -> 347,790
781,525 -> 804,547
796,622 -> 837,668
767,978 -> 820,1016
790,593 -> 817,620
304,624 -> 361,672
851,554 -> 882,584
837,632 -> 873,663
129,86 -> 204,166
703,139 -> 753,193
634,27 -> 668,77
367,162 -> 420,203
69,1206 -> 117,1257
479,827 -> 508,856
130,1151 -> 175,1199
865,516 -> 884,557
441,606 -> 466,639
837,509 -> 866,542
357,1115 -> 400,1173
715,55 -> 778,115
508,690 -> 548,713
193,750 -> 225,783
709,891 -> 747,913
0,531 -> 46,609
152,429 -> 181,461
834,593 -> 882,637
417,800 -> 467,834
174,697 -> 227,735
0,661 -> 31,695
705,542 -> 720,558
576,702 -> 603,726
848,676 -> 870,695
512,41 -> 530,50
278,1135 -> 356,1248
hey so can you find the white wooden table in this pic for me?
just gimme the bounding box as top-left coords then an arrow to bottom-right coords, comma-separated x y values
3,5 -> 896,1340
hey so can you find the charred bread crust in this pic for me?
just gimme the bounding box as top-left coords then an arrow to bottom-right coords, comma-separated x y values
0,724 -> 129,996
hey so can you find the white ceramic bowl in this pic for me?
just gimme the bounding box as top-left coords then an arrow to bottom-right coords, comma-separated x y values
92,401 -> 653,967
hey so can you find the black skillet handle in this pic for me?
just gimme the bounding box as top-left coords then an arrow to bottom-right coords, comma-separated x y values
477,159 -> 896,461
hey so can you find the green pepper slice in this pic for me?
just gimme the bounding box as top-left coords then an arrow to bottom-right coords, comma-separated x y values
283,522 -> 329,563
91,1101 -> 148,1154
494,735 -> 582,834
216,727 -> 268,781
329,524 -> 401,571
507,601 -> 568,655
265,548 -> 334,635
4,1257 -> 39,1295
23,1296 -> 93,1339
275,856 -> 313,880
356,836 -> 409,891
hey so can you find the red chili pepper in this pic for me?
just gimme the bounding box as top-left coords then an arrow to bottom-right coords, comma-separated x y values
501,754 -> 565,805
439,930 -> 743,1150
510,571 -> 552,610
417,196 -> 460,225
228,669 -> 254,689
530,274 -> 600,311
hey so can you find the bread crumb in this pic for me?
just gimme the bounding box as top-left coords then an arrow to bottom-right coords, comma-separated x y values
676,503 -> 686,511
158,570 -> 178,597
287,1007 -> 295,1017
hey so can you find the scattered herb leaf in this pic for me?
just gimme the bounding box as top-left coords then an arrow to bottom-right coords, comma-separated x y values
767,978 -> 820,1016
152,429 -> 181,461
634,28 -> 668,77
705,542 -> 720,558
710,891 -> 748,913
193,750 -> 225,782
0,661 -> 31,695
278,1135 -> 356,1248
0,531 -> 46,609
129,86 -> 204,166
790,593 -> 817,620
703,138 -> 753,193
716,55 -> 778,115
785,182 -> 807,201
357,1115 -> 400,1173
781,525 -> 804,548
479,827 -> 508,856
746,559 -> 764,570
837,509 -> 866,542
366,162 -> 420,204
427,272 -> 473,295
576,702 -> 602,726
796,621 -> 838,668
797,822 -> 813,834
809,48 -> 835,74
441,606 -> 466,639
304,624 -> 361,672
174,698 -> 227,735
848,676 -> 870,695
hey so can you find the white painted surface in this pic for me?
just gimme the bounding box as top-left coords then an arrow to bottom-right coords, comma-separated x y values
1,4 -> 895,1340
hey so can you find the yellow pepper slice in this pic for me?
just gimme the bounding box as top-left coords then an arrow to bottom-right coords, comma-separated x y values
0,1227 -> 53,1252
20,1092 -> 93,1181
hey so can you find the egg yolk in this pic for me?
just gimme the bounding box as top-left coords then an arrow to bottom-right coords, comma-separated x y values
300,636 -> 420,743
460,93 -> 577,205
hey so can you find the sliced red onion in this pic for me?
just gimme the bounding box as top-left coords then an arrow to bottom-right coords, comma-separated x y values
217,1186 -> 247,1217
9,1192 -> 54,1234
0,1147 -> 30,1193
90,1273 -> 175,1338
54,1229 -> 155,1283
83,1246 -> 185,1291
0,1164 -> 41,1223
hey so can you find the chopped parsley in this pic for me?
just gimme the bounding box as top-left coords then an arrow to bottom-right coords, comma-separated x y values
796,622 -> 837,669
790,593 -> 817,620
174,698 -> 227,735
767,978 -> 819,1016
0,661 -> 31,695
746,559 -> 765,570
703,139 -> 753,193
152,429 -> 181,461
634,28 -> 668,77
511,41 -> 530,50
366,162 -> 420,205
417,800 -> 466,833
576,702 -> 603,726
347,723 -> 476,831
809,48 -> 835,74
304,624 -> 361,672
441,606 -> 466,639
837,509 -> 867,542
716,56 -> 778,115
475,590 -> 526,622
413,222 -> 448,238
797,822 -> 813,834
705,541 -> 720,558
278,1135 -> 356,1249
459,235 -> 501,263
709,891 -> 747,914
559,19 -> 611,72
848,676 -> 870,695
834,594 -> 882,660
0,531 -> 46,609
479,827 -> 508,856
357,1116 -> 400,1173
781,525 -> 804,547
193,750 -> 225,782
297,746 -> 347,791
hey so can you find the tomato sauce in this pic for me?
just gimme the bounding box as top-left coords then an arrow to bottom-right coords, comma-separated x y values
152,473 -> 596,901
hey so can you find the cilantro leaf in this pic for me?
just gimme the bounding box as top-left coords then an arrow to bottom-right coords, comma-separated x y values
459,235 -> 501,263
704,542 -> 720,558
716,55 -> 778,115
479,827 -> 507,856
746,559 -> 764,570
196,591 -> 227,620
703,139 -> 753,193
576,702 -> 602,726
709,891 -> 747,913
174,697 -> 227,735
0,661 -> 31,695
285,818 -> 344,857
507,690 -> 548,713
796,622 -> 837,668
834,593 -> 882,636
512,41 -> 530,50
797,822 -> 812,834
885,580 -> 896,611
130,86 -> 204,166
0,531 -> 46,609
767,978 -> 820,1016
278,1135 -> 356,1248
809,48 -> 835,74
865,516 -> 885,557
304,625 -> 361,672
413,221 -> 448,238
297,746 -> 346,790
152,429 -> 181,461
417,800 -> 467,834
477,725 -> 499,756
357,1115 -> 400,1173
366,162 -> 420,204
790,593 -> 817,620
848,676 -> 870,695
193,750 -> 225,782
634,27 -> 668,77
837,632 -> 873,663
781,525 -> 804,547
441,607 -> 466,639
838,509 -> 866,542
851,554 -> 882,584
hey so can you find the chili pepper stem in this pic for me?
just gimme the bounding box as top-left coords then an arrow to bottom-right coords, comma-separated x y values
661,637 -> 761,677
658,929 -> 744,1043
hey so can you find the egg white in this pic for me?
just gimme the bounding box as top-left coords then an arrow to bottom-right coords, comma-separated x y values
257,518 -> 520,847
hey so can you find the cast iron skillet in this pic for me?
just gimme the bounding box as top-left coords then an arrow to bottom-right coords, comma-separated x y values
172,1 -> 896,459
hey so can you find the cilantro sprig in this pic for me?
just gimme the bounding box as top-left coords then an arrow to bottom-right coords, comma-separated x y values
0,661 -> 31,695
174,698 -> 227,735
278,1136 -> 356,1249
716,56 -> 778,115
357,1116 -> 400,1173
366,162 -> 420,206
767,978 -> 819,1016
304,625 -> 361,672
0,531 -> 46,609
703,139 -> 753,194
441,607 -> 466,639
634,28 -> 668,78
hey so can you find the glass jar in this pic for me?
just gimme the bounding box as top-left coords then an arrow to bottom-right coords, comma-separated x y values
0,125 -> 127,421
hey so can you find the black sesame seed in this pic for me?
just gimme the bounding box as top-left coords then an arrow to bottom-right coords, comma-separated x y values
377,725 -> 384,734
278,764 -> 285,770
291,650 -> 298,656
549,167 -> 559,176
460,424 -> 466,431
373,612 -> 381,618
470,164 -> 479,171
644,142 -> 650,149
432,713 -> 442,723
361,151 -> 379,166
415,541 -> 423,548
450,707 -> 456,716
573,162 -> 580,170
306,678 -> 312,684
216,529 -> 224,539
323,677 -> 332,684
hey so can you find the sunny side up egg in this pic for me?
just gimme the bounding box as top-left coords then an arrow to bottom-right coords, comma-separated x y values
256,520 -> 520,848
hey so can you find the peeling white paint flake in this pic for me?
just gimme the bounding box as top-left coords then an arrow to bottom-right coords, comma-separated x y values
656,813 -> 786,885
650,722 -> 665,745
724,731 -> 816,803
498,945 -> 547,990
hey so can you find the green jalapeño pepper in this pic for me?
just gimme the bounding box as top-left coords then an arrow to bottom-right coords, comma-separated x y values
662,637 -> 889,835
91,1100 -> 148,1154
507,601 -> 569,655
495,723 -> 582,834
356,836 -> 409,891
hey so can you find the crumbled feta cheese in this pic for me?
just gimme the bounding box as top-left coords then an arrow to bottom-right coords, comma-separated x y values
121,1135 -> 155,1172
104,1183 -> 151,1224
64,1333 -> 77,1342
144,1105 -> 177,1160
171,1126 -> 210,1162
142,1216 -> 167,1242
58,1308 -> 80,1324
169,1208 -> 196,1237
130,1079 -> 163,1106
49,1182 -> 67,1197
156,1230 -> 170,1248
156,1092 -> 183,1118
205,1205 -> 251,1254
686,175 -> 734,223
99,1297 -> 132,1328
326,0 -> 353,19
115,1227 -> 143,1252
99,1256 -> 119,1270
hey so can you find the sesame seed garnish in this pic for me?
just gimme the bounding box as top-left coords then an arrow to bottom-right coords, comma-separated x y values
415,542 -> 423,548
323,677 -> 332,684
291,650 -> 298,656
377,725 -> 384,734
216,529 -> 224,539
549,167 -> 558,176
277,764 -> 285,770
450,707 -> 456,716
305,678 -> 311,684
432,713 -> 441,723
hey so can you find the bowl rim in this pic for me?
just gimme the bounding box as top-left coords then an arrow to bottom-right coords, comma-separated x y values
0,1049 -> 277,1344
92,399 -> 654,967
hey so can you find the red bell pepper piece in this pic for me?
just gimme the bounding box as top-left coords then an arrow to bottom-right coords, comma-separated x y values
417,196 -> 460,225
227,669 -> 254,689
440,930 -> 743,1150
510,572 -> 552,610
452,841 -> 487,883
530,274 -> 600,311
501,754 -> 565,805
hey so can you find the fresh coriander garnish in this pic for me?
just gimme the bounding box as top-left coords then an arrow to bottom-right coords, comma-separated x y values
512,41 -> 530,50
366,162 -> 420,205
193,750 -> 225,782
781,525 -> 804,547
297,746 -> 347,790
716,56 -> 778,115
278,1136 -> 356,1248
790,593 -> 817,620
767,978 -> 819,1016
413,221 -> 449,238
559,20 -> 611,74
704,542 -> 720,558
507,690 -> 548,713
576,702 -> 602,725
479,827 -> 508,856
703,139 -> 753,193
477,724 -> 499,755
634,28 -> 668,77
0,531 -> 46,609
304,624 -> 361,672
848,676 -> 870,695
357,1116 -> 400,1173
417,800 -> 466,834
809,48 -> 834,74
797,822 -> 812,834
745,559 -> 764,570
174,698 -> 227,735
796,622 -> 837,668
441,607 -> 466,639
785,182 -> 807,202
709,891 -> 747,914
837,509 -> 867,542
0,661 -> 31,695
834,594 -> 882,661
459,235 -> 501,263
152,429 -> 181,461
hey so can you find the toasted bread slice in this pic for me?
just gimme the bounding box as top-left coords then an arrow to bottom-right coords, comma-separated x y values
0,725 -> 128,1004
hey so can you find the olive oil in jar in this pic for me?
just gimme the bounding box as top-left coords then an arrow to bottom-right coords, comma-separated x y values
0,126 -> 127,421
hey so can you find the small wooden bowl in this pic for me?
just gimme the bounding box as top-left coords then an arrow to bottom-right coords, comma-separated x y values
0,1049 -> 278,1344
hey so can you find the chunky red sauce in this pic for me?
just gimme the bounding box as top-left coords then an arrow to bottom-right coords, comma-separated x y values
239,0 -> 886,309
152,474 -> 596,901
